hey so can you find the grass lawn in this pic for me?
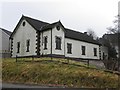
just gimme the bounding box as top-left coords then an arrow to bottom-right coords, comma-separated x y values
0,58 -> 1,82
2,58 -> 119,88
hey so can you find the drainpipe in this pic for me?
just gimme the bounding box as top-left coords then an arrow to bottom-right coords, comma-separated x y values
51,29 -> 52,60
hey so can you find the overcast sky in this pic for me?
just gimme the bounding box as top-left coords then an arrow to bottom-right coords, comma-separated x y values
0,0 -> 119,37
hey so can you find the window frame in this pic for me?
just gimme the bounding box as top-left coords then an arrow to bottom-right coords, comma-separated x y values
94,48 -> 97,56
56,25 -> 60,30
55,36 -> 62,50
22,21 -> 26,26
26,39 -> 30,52
44,36 -> 48,50
67,43 -> 72,54
17,42 -> 20,53
81,46 -> 86,55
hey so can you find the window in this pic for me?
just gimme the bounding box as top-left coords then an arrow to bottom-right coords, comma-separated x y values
103,52 -> 105,60
94,48 -> 97,56
55,36 -> 61,50
22,21 -> 25,26
17,42 -> 20,53
26,39 -> 30,52
56,25 -> 60,30
81,46 -> 86,55
67,43 -> 72,54
44,36 -> 47,49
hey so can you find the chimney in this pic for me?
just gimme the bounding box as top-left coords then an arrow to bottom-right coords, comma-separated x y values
84,32 -> 87,34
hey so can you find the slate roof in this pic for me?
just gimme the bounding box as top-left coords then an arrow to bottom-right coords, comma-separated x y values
41,21 -> 58,30
24,16 -> 64,31
65,28 -> 100,45
24,16 -> 49,31
0,28 -> 12,36
103,34 -> 118,44
13,15 -> 100,45
98,38 -> 109,47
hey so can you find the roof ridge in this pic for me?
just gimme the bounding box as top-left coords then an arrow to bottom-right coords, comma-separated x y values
0,28 -> 12,36
65,28 -> 84,34
65,28 -> 98,39
22,15 -> 49,30
23,15 -> 49,24
65,28 -> 100,45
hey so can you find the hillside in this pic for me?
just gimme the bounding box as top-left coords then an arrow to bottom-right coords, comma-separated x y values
2,58 -> 119,88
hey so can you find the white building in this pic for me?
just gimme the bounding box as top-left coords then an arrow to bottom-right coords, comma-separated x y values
10,15 -> 102,60
0,28 -> 11,58
98,38 -> 108,60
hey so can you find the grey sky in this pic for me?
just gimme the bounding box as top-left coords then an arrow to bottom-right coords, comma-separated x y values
0,0 -> 119,37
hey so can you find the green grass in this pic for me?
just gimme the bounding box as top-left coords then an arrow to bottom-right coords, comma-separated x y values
2,58 -> 119,88
0,58 -> 2,82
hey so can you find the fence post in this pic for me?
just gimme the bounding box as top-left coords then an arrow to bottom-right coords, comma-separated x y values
32,56 -> 34,62
118,59 -> 120,71
87,60 -> 89,67
16,55 -> 17,62
67,59 -> 69,64
51,55 -> 53,61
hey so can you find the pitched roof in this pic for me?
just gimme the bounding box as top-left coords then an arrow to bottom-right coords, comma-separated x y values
41,21 -> 65,31
11,15 -> 100,45
98,38 -> 109,47
23,16 -> 49,31
40,21 -> 58,30
10,15 -> 49,38
23,16 -> 65,31
0,28 -> 12,36
103,34 -> 118,44
65,28 -> 100,45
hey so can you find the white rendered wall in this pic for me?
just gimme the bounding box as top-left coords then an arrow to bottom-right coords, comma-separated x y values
0,29 -> 10,52
100,46 -> 108,60
12,20 -> 37,57
0,29 -> 10,58
11,19 -> 101,60
65,38 -> 100,60
0,29 -> 2,58
40,29 -> 51,55
52,26 -> 65,55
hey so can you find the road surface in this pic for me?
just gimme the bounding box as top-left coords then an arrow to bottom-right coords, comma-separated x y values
2,83 -> 66,89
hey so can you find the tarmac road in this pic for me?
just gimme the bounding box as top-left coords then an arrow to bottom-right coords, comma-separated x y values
2,83 -> 51,88
1,83 -> 67,90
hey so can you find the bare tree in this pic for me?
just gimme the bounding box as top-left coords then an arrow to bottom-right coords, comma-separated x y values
105,15 -> 120,71
100,37 -> 118,70
107,15 -> 119,34
86,28 -> 98,40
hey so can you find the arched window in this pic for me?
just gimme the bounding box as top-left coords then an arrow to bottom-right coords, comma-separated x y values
17,42 -> 20,53
94,48 -> 97,56
44,36 -> 48,49
81,46 -> 86,55
55,36 -> 61,50
26,39 -> 30,52
22,21 -> 26,26
67,43 -> 72,54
